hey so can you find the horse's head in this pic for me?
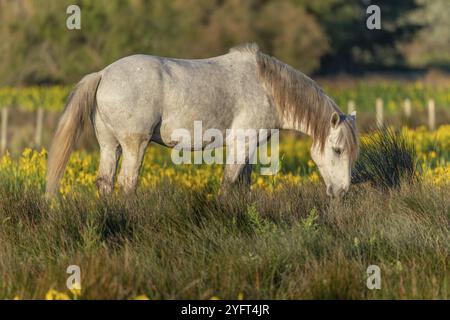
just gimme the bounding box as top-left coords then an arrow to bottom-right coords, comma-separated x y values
311,111 -> 358,197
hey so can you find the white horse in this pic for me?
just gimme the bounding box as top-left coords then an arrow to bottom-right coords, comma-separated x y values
46,43 -> 358,197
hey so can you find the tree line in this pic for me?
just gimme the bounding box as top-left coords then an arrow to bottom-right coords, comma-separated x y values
0,0 -> 448,85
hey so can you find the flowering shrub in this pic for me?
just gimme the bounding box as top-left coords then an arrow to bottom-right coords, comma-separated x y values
0,126 -> 448,197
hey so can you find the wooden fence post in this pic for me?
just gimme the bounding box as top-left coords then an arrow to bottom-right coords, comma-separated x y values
376,98 -> 383,128
1,107 -> 8,154
35,107 -> 44,148
403,98 -> 411,119
428,99 -> 435,131
347,100 -> 355,114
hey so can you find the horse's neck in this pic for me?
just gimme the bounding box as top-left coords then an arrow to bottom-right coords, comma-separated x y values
280,116 -> 312,136
257,52 -> 337,137
270,73 -> 336,137
279,99 -> 333,137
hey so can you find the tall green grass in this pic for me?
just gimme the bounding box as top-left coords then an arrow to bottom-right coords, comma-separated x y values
0,127 -> 449,299
0,182 -> 449,299
352,127 -> 417,189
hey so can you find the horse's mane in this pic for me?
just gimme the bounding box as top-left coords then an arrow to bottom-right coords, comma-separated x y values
231,43 -> 358,162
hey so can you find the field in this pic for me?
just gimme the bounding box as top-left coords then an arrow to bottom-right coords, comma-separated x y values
2,0 -> 450,303
1,82 -> 450,115
0,124 -> 449,299
1,82 -> 450,158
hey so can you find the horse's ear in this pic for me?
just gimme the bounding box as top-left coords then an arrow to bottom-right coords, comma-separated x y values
330,112 -> 340,129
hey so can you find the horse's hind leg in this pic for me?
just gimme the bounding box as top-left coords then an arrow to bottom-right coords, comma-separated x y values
117,133 -> 150,195
94,115 -> 121,197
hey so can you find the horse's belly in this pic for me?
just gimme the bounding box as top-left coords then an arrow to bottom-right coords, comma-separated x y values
153,118 -> 228,150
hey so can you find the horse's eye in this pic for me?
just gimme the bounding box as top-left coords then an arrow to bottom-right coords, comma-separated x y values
333,147 -> 342,155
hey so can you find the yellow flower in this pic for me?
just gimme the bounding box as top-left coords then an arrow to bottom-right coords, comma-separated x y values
45,289 -> 71,300
308,171 -> 320,183
134,295 -> 150,300
69,286 -> 81,297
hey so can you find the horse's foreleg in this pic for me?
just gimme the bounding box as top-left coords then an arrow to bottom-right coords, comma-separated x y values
117,133 -> 149,195
220,161 -> 253,194
220,130 -> 256,194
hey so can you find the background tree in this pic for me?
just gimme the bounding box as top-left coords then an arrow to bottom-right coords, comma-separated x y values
400,0 -> 450,68
304,0 -> 421,73
0,0 -> 443,86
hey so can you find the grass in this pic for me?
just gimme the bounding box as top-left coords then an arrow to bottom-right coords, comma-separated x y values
0,127 -> 449,300
353,127 -> 417,189
0,178 -> 449,299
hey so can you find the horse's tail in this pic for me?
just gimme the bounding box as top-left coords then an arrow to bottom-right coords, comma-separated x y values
46,72 -> 102,194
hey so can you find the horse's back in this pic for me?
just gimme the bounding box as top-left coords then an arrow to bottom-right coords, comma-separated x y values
97,51 -> 258,102
95,51 -> 270,144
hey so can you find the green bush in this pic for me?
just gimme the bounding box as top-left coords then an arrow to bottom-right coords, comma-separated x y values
352,127 -> 417,189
